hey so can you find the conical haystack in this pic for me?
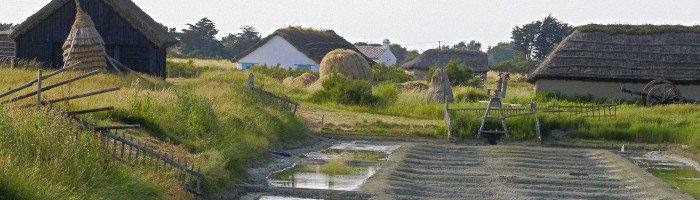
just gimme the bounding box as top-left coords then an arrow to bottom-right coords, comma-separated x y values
319,49 -> 372,80
427,67 -> 454,103
62,0 -> 107,70
283,72 -> 318,88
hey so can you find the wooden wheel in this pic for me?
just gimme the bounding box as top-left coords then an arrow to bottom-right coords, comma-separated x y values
642,79 -> 673,106
645,84 -> 682,106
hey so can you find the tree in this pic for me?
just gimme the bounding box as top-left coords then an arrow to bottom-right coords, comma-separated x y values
451,40 -> 481,51
442,60 -> 481,87
179,18 -> 226,58
402,50 -> 420,64
0,23 -> 15,31
511,15 -> 573,60
533,15 -> 574,59
490,52 -> 538,74
452,41 -> 467,49
223,25 -> 261,58
511,21 -> 541,60
487,42 -> 517,64
389,44 -> 408,63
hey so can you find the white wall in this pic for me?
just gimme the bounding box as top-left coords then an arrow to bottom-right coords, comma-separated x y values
236,36 -> 319,71
535,79 -> 700,101
377,50 -> 397,66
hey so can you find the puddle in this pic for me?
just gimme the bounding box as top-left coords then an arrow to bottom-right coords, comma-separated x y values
259,196 -> 320,200
621,151 -> 700,198
268,142 -> 399,191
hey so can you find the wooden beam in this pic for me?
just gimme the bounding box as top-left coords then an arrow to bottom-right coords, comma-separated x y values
67,106 -> 114,115
2,69 -> 101,104
18,87 -> 120,108
0,62 -> 82,99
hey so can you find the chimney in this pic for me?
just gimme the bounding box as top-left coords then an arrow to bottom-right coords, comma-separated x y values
383,39 -> 390,50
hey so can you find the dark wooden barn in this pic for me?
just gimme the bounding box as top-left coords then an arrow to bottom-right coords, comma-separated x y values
8,0 -> 178,77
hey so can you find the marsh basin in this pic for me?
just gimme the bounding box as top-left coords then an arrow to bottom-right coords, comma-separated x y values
622,151 -> 700,198
267,141 -> 399,191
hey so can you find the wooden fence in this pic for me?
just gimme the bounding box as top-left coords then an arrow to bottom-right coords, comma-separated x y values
545,103 -> 617,119
96,128 -> 203,195
248,73 -> 299,115
0,68 -> 205,195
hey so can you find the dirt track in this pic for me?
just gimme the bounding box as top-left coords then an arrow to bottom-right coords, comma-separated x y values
240,136 -> 693,200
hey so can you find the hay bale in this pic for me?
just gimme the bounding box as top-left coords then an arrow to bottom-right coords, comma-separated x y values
62,1 -> 107,71
283,72 -> 319,88
319,49 -> 372,80
399,81 -> 429,93
427,68 -> 454,103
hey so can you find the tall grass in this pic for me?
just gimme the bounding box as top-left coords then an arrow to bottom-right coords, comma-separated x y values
0,107 -> 187,200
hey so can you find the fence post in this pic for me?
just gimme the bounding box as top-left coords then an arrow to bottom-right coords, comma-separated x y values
134,141 -> 140,166
196,166 -> 202,194
248,73 -> 254,91
37,69 -> 42,106
162,153 -> 168,171
182,161 -> 188,186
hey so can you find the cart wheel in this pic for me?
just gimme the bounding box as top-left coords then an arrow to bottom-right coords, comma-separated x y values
643,79 -> 673,93
645,84 -> 682,106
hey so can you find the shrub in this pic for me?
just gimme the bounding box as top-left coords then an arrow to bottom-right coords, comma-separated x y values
454,87 -> 487,102
427,60 -> 482,87
311,74 -> 378,105
373,83 -> 400,106
371,63 -> 413,83
166,59 -> 200,78
249,64 -> 317,80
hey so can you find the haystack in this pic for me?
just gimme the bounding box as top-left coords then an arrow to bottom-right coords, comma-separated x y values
283,72 -> 318,87
62,0 -> 107,70
427,67 -> 454,103
319,49 -> 372,80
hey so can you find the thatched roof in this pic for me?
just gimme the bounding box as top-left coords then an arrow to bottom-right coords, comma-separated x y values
9,0 -> 177,48
528,25 -> 700,84
232,26 -> 374,64
402,49 -> 489,72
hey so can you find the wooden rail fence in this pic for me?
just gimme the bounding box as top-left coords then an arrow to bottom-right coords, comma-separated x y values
248,73 -> 299,115
0,68 -> 205,195
96,129 -> 203,195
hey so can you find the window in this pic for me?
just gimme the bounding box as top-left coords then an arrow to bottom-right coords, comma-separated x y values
241,63 -> 258,70
294,64 -> 315,71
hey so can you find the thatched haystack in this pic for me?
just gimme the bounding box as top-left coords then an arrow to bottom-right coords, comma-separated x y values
399,81 -> 429,93
402,49 -> 489,80
528,24 -> 700,100
62,1 -> 106,70
283,72 -> 318,87
319,49 -> 372,80
427,67 -> 454,103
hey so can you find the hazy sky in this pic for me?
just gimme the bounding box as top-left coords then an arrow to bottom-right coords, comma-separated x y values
2,0 -> 700,51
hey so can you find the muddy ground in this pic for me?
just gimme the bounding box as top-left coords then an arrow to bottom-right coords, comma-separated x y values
237,134 -> 694,200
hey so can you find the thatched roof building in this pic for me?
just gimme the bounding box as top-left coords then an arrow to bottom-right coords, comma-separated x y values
402,49 -> 489,80
9,0 -> 177,77
0,30 -> 14,59
528,24 -> 700,100
232,27 -> 373,71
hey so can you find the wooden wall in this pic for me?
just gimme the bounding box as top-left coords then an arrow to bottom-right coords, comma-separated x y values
14,0 -> 165,78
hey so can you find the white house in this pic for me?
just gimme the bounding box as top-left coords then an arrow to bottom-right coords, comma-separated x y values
232,26 -> 373,72
355,39 -> 397,66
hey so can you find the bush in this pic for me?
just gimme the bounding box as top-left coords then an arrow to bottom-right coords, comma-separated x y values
249,64 -> 317,80
166,59 -> 200,78
371,63 -> 413,83
454,87 -> 487,102
490,53 -> 538,74
428,60 -> 482,87
373,83 -> 400,106
311,74 -> 378,105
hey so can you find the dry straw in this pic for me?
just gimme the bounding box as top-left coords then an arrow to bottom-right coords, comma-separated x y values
319,49 -> 372,80
62,0 -> 106,71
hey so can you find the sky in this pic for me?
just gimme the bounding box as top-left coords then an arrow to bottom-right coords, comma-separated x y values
2,0 -> 700,51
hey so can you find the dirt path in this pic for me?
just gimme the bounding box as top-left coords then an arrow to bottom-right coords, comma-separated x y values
238,135 -> 693,199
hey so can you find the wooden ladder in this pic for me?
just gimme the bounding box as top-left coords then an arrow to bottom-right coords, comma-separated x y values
477,97 -> 509,144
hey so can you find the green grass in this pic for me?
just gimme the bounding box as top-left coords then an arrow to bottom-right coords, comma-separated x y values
0,62 -> 309,198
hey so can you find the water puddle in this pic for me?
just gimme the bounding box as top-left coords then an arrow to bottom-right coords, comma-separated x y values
621,151 -> 700,198
268,141 -> 399,191
259,196 -> 319,200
